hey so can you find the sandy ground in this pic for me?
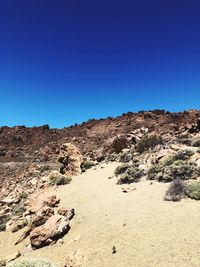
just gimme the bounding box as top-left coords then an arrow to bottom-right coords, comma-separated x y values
1,162 -> 200,266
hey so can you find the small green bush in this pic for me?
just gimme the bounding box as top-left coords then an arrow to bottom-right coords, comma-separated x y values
114,164 -> 130,176
117,167 -> 143,184
49,175 -> 72,186
12,204 -> 26,216
166,161 -> 200,180
19,192 -> 28,199
161,156 -> 175,167
7,259 -> 57,267
117,173 -> 133,184
81,161 -> 95,171
147,164 -> 163,180
148,160 -> 200,182
0,213 -> 11,232
186,181 -> 200,200
136,134 -> 163,153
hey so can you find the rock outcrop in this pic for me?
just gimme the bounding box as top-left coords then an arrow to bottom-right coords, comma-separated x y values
58,143 -> 83,176
30,214 -> 70,249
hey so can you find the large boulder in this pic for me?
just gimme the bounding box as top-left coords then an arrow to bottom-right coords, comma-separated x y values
26,188 -> 60,214
30,214 -> 70,249
15,206 -> 55,245
103,135 -> 129,154
59,143 -> 83,176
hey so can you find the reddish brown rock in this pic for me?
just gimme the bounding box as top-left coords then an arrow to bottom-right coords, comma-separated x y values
30,214 -> 70,249
59,143 -> 83,176
44,195 -> 60,208
58,208 -> 75,221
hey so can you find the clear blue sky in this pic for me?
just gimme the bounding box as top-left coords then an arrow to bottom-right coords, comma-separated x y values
0,0 -> 200,128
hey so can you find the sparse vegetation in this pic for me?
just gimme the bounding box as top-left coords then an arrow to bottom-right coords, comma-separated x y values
115,163 -> 143,184
39,165 -> 51,172
119,150 -> 132,163
49,175 -> 72,186
148,159 -> 200,182
114,164 -> 130,176
0,213 -> 11,232
136,134 -> 163,153
160,156 -> 175,167
164,179 -> 186,201
12,204 -> 26,215
19,192 -> 28,199
107,153 -> 119,162
117,173 -> 134,185
186,181 -> 200,200
81,161 -> 95,172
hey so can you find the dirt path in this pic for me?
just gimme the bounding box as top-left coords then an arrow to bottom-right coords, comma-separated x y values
1,162 -> 200,266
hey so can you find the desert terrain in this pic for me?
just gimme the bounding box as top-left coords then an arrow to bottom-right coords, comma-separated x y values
0,110 -> 200,266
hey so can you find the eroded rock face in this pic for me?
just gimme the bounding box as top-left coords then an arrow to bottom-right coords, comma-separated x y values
15,206 -> 55,245
103,135 -> 129,154
59,143 -> 83,176
26,188 -> 59,214
30,214 -> 70,249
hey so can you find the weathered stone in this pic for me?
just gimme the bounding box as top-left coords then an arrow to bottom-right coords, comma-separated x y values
30,214 -> 70,249
59,143 -> 83,176
15,206 -> 54,245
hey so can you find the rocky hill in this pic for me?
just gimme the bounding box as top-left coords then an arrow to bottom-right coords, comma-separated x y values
0,109 -> 200,266
0,109 -> 200,199
1,109 -> 200,161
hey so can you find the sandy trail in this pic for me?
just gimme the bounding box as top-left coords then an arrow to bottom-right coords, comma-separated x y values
1,162 -> 200,266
